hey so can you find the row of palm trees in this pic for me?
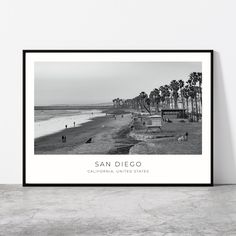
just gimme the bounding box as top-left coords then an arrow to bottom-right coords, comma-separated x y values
112,72 -> 202,122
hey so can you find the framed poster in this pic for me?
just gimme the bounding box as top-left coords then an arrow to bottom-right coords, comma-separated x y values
23,50 -> 213,186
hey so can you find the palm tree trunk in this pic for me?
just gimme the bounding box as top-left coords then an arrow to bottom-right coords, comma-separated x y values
156,102 -> 159,113
186,98 -> 189,117
199,90 -> 202,115
191,98 -> 194,121
200,87 -> 202,106
181,91 -> 185,109
195,95 -> 199,122
174,97 -> 178,109
170,97 -> 172,108
143,103 -> 151,115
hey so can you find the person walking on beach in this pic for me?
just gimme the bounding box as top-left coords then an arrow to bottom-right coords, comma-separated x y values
62,135 -> 66,143
73,122 -> 76,127
65,125 -> 67,129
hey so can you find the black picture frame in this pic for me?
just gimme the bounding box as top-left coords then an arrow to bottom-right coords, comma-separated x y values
23,50 -> 213,187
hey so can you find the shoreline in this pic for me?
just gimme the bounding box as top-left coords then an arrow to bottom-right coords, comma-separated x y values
35,113 -> 133,154
35,109 -> 106,138
35,107 -> 132,138
35,115 -> 102,140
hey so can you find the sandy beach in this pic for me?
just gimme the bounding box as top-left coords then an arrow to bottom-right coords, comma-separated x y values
35,113 -> 134,154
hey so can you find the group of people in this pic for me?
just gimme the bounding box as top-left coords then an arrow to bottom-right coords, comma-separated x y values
64,121 -> 76,129
177,132 -> 189,142
162,117 -> 172,123
111,114 -> 124,120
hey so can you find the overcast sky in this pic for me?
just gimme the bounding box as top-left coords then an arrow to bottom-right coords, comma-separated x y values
35,62 -> 201,106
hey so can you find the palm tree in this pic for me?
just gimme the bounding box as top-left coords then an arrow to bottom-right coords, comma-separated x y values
159,86 -> 166,109
113,98 -> 122,108
120,99 -> 124,108
165,85 -> 171,108
159,85 -> 171,109
139,92 -> 151,114
149,88 -> 161,113
190,72 -> 202,114
178,80 -> 185,109
113,98 -> 118,108
127,99 -> 133,109
190,72 -> 202,96
116,98 -> 120,108
182,85 -> 190,116
139,92 -> 147,110
145,97 -> 151,114
149,91 -> 154,108
169,90 -> 173,109
169,80 -> 180,109
198,72 -> 202,108
133,96 -> 141,110
188,72 -> 202,121
187,83 -> 197,121
112,99 -> 116,108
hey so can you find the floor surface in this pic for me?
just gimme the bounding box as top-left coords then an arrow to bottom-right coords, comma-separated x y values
0,185 -> 236,235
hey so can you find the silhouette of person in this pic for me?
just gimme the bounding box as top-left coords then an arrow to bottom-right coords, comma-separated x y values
62,135 -> 66,143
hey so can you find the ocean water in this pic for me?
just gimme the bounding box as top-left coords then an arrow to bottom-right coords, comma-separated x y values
34,109 -> 105,138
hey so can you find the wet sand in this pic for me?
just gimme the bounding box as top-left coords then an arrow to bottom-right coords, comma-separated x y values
35,114 -> 134,154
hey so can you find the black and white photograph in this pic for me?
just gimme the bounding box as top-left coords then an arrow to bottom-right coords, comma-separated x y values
34,61 -> 202,155
24,50 -> 213,185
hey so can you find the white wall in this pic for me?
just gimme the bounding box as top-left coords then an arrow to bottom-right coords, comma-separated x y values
0,0 -> 235,184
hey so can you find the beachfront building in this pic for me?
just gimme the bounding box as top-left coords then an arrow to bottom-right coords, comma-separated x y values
161,109 -> 187,119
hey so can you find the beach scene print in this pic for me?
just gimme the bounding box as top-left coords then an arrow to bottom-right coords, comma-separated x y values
34,62 -> 202,155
